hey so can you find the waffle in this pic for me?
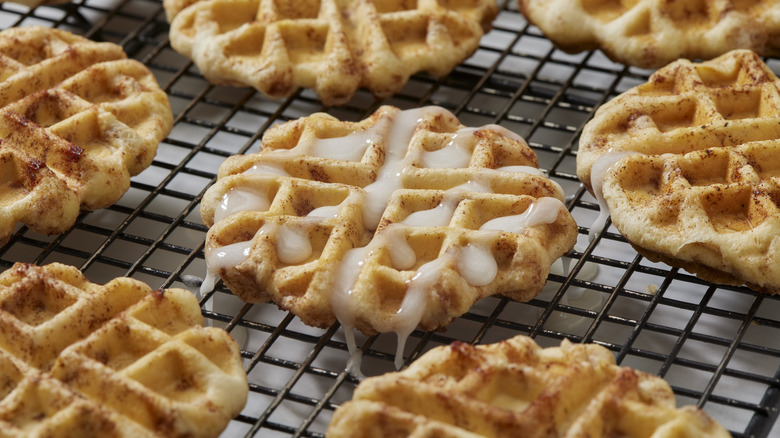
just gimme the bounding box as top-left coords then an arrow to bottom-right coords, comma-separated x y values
0,262 -> 247,437
0,26 -> 173,245
518,0 -> 780,69
200,105 -> 577,344
164,0 -> 498,106
577,49 -> 780,292
327,335 -> 730,438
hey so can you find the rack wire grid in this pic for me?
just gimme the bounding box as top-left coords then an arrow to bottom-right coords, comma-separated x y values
2,0 -> 780,437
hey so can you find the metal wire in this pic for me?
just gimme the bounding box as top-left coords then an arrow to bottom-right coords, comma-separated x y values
1,1 -> 779,437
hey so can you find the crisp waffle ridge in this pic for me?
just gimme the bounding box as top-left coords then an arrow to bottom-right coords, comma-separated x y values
200,105 -> 577,345
0,262 -> 247,438
164,0 -> 497,106
578,49 -> 780,291
519,0 -> 780,69
326,335 -> 731,437
0,26 -> 173,244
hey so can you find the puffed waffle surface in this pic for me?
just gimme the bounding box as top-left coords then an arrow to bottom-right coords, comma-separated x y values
200,105 -> 577,337
0,26 -> 173,245
0,262 -> 247,438
326,335 -> 731,437
519,0 -> 780,69
164,0 -> 497,106
577,49 -> 780,292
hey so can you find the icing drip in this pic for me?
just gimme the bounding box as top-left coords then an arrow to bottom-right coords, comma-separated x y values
201,240 -> 253,295
342,325 -> 364,378
456,243 -> 497,286
331,246 -> 373,329
588,151 -> 638,242
215,187 -> 270,223
378,255 -> 450,370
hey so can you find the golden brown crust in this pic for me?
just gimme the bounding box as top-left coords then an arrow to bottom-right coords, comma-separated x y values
327,335 -> 731,437
0,26 -> 173,244
164,0 -> 498,106
0,262 -> 247,437
577,49 -> 780,292
519,0 -> 780,69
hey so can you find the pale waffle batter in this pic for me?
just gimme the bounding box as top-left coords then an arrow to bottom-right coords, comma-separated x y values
578,49 -> 780,292
199,105 -> 577,367
0,262 -> 247,438
0,26 -> 173,245
519,0 -> 780,69
327,335 -> 730,437
164,0 -> 498,106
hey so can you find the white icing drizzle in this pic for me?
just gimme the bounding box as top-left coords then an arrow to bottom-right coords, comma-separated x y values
453,177 -> 492,193
264,124 -> 374,162
421,127 -> 475,168
215,187 -> 271,223
588,151 -> 639,242
307,205 -> 341,218
311,131 -> 373,161
480,197 -> 565,233
362,108 -> 448,229
244,163 -> 290,176
383,225 -> 416,270
203,107 -> 550,373
401,197 -> 459,227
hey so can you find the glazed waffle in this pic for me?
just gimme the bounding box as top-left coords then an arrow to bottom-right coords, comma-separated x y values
519,0 -> 780,69
326,335 -> 730,437
164,0 -> 498,106
0,262 -> 247,438
577,49 -> 780,292
200,105 -> 577,346
0,26 -> 173,245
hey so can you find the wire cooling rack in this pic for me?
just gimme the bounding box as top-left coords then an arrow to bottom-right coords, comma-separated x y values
2,0 -> 780,436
